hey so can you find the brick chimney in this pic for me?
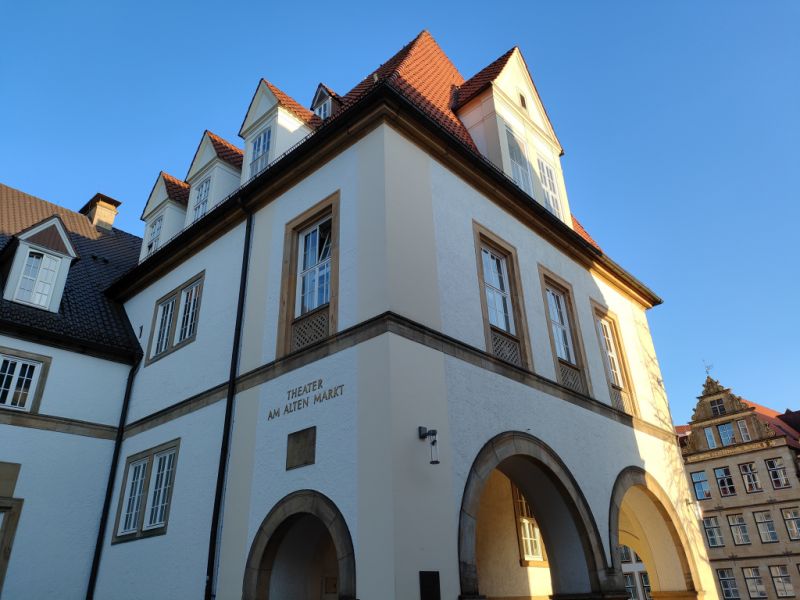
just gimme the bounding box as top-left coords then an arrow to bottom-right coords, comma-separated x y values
79,193 -> 121,230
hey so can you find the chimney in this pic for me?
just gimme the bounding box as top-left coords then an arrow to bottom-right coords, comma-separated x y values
79,193 -> 121,230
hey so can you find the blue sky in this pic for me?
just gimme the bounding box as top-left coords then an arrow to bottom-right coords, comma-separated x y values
1,1 -> 797,423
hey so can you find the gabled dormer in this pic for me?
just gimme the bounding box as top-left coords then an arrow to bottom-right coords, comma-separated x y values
310,83 -> 341,121
238,79 -> 321,183
184,131 -> 243,228
455,47 -> 572,227
1,216 -> 78,312
140,172 -> 190,261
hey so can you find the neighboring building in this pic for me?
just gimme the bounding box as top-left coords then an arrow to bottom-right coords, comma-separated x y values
620,544 -> 653,600
679,377 -> 800,599
1,31 -> 718,599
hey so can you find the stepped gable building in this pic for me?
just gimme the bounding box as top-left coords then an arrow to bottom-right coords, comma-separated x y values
1,31 -> 717,599
678,377 -> 800,599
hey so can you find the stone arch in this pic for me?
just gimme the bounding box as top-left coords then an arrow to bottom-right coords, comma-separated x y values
609,466 -> 699,595
243,489 -> 356,600
458,431 -> 610,597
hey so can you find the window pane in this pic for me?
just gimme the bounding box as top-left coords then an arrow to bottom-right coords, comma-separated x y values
146,450 -> 176,529
736,419 -> 751,442
704,427 -> 717,449
506,128 -> 532,194
691,471 -> 711,500
482,249 -> 515,334
718,423 -> 735,446
120,458 -> 148,534
176,281 -> 201,343
783,508 -> 800,540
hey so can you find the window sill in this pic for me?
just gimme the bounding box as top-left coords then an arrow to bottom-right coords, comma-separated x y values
111,525 -> 167,545
145,335 -> 197,367
519,558 -> 548,568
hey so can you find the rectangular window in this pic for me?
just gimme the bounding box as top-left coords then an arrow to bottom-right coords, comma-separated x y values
505,127 -> 533,195
546,287 -> 576,364
250,127 -> 272,177
728,514 -> 752,545
512,484 -> 544,562
536,158 -> 563,218
147,273 -> 204,363
542,274 -> 587,394
743,567 -> 767,598
114,440 -> 179,541
703,516 -> 724,547
481,248 -> 515,334
705,427 -> 718,449
718,568 -> 741,599
718,422 -> 736,446
193,177 -> 211,221
739,463 -> 762,493
297,217 -> 332,316
314,99 -> 331,120
715,467 -> 737,497
691,471 -> 712,500
619,544 -> 633,563
639,572 -> 652,600
710,398 -> 727,416
766,458 -> 791,489
623,573 -> 637,600
277,194 -> 340,357
754,511 -> 780,543
146,215 -> 163,255
737,419 -> 752,442
594,309 -> 635,414
0,354 -> 42,412
782,508 -> 800,540
770,565 -> 795,597
15,250 -> 61,308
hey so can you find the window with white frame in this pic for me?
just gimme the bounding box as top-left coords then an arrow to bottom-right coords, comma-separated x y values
148,273 -> 204,362
511,484 -> 544,562
766,458 -> 791,489
703,516 -> 724,547
14,250 -> 61,308
710,398 -> 727,416
545,286 -> 576,365
639,572 -> 652,600
0,353 -> 42,412
115,440 -> 179,540
623,573 -> 637,600
537,158 -> 563,218
146,215 -> 163,256
782,508 -> 800,540
717,568 -> 741,599
737,419 -> 752,442
739,463 -> 762,493
193,178 -> 211,222
481,248 -> 515,334
692,471 -> 712,500
743,567 -> 767,598
705,427 -> 718,449
770,566 -> 794,598
595,316 -> 623,388
715,467 -> 737,497
505,127 -> 533,195
314,98 -> 332,120
250,127 -> 272,177
754,511 -> 780,543
619,544 -> 633,563
728,514 -> 751,545
718,422 -> 736,446
297,217 -> 332,316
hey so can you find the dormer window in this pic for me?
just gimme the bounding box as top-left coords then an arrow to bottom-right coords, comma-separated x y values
518,93 -> 527,110
15,250 -> 60,308
193,178 -> 211,222
314,98 -> 332,120
250,127 -> 272,177
505,127 -> 533,195
536,158 -> 563,219
146,215 -> 163,256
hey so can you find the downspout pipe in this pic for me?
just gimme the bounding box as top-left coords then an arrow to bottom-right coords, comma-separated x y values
205,205 -> 253,599
86,357 -> 141,599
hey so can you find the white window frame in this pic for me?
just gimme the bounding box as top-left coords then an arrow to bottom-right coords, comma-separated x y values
505,126 -> 533,195
710,398 -> 726,416
146,215 -> 163,256
250,126 -> 272,177
717,568 -> 741,600
728,513 -> 751,545
743,567 -> 767,599
296,217 -> 332,316
737,419 -> 752,442
174,280 -> 202,344
639,572 -> 652,600
766,458 -> 791,489
0,353 -> 43,412
703,516 -> 724,547
705,427 -> 718,449
739,463 -> 762,493
782,507 -> 800,540
314,98 -> 332,120
481,247 -> 515,335
718,422 -> 736,446
536,157 -> 563,218
114,440 -> 180,541
14,249 -> 61,309
511,484 -> 544,563
769,565 -> 794,598
715,466 -> 737,497
754,511 -> 780,543
147,273 -> 204,364
545,286 -> 576,364
193,177 -> 211,222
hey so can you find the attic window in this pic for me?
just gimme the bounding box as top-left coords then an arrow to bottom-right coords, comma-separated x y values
519,94 -> 527,110
15,250 -> 61,308
314,98 -> 332,120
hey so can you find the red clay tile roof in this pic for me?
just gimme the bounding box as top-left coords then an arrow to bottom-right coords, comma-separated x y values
571,216 -> 601,250
674,424 -> 691,435
320,83 -> 340,100
206,131 -> 244,170
455,47 -> 516,110
263,80 -> 322,129
341,30 -> 476,150
161,172 -> 190,205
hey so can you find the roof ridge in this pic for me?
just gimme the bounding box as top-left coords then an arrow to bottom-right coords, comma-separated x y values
0,182 -> 89,224
454,46 -> 517,110
205,130 -> 243,156
160,171 -> 189,186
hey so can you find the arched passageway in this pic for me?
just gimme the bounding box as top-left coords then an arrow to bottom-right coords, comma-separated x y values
610,467 -> 699,600
243,490 -> 356,600
459,432 -> 609,598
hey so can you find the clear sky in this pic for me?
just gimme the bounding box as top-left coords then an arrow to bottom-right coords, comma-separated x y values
1,1 -> 797,423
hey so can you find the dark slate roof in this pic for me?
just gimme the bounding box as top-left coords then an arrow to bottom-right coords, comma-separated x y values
0,183 -> 142,363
